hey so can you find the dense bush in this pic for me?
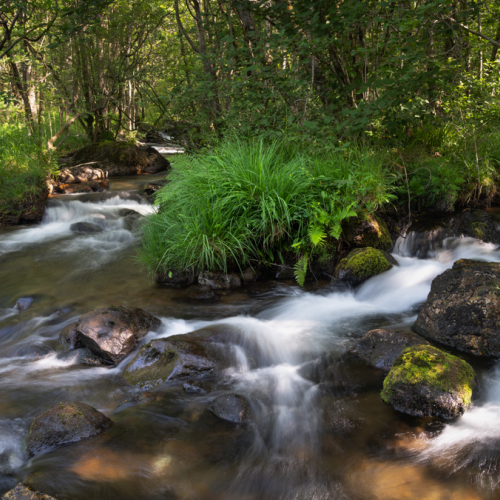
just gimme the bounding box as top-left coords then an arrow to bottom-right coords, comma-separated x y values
139,138 -> 395,276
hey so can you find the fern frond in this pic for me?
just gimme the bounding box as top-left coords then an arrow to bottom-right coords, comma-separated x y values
294,255 -> 308,287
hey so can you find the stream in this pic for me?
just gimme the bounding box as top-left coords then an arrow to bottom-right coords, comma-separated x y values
2,174 -> 500,499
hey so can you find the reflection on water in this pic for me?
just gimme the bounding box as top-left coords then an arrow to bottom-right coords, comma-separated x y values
2,181 -> 500,499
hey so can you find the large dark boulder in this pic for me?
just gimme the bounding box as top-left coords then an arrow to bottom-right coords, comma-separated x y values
414,259 -> 500,357
348,329 -> 429,372
73,306 -> 162,364
26,402 -> 113,456
65,141 -> 170,178
209,393 -> 251,423
334,247 -> 396,286
342,212 -> 393,251
123,337 -> 231,389
1,483 -> 56,500
381,345 -> 476,419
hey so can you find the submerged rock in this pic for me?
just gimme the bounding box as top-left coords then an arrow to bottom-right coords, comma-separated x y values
1,483 -> 56,500
348,329 -> 429,371
183,379 -> 206,394
381,345 -> 476,419
198,271 -> 241,290
342,213 -> 393,251
12,297 -> 35,312
74,306 -> 161,364
123,337 -> 230,389
209,393 -> 251,423
186,285 -> 216,300
26,402 -> 113,456
414,259 -> 500,357
70,222 -> 103,233
334,247 -> 396,285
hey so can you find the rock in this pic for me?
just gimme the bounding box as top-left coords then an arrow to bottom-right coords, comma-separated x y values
123,337 -> 230,389
70,222 -> 103,233
140,180 -> 169,202
51,180 -> 109,194
57,163 -> 106,183
69,141 -> 170,177
240,267 -> 259,283
414,259 -> 500,357
1,483 -> 56,500
342,212 -> 393,251
157,269 -> 197,287
396,209 -> 500,258
13,297 -> 34,312
198,271 -> 241,290
57,347 -> 108,367
183,380 -> 206,394
73,306 -> 162,364
117,209 -> 140,217
186,285 -> 215,300
334,247 -> 396,285
208,393 -> 251,423
58,322 -> 82,350
348,329 -> 430,371
122,213 -> 143,232
381,345 -> 476,419
26,402 -> 113,456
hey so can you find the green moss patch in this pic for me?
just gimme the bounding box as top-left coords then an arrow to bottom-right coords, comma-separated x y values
337,247 -> 393,279
381,345 -> 475,407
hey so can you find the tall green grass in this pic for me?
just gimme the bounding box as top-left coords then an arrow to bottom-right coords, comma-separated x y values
0,122 -> 57,222
139,137 -> 396,275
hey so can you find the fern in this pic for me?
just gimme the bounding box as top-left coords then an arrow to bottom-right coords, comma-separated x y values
294,255 -> 308,286
308,225 -> 326,247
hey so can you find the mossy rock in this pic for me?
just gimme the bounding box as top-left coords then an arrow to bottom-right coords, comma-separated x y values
342,212 -> 392,251
381,345 -> 475,419
26,402 -> 113,456
334,247 -> 396,285
70,141 -> 170,176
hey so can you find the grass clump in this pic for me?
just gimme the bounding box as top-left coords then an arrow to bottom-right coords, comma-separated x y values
138,137 -> 396,277
0,122 -> 57,224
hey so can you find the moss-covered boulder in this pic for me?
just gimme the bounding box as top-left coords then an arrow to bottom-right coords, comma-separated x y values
334,247 -> 396,285
414,259 -> 500,357
122,337 -> 231,389
342,212 -> 393,251
60,141 -> 170,180
381,345 -> 475,419
26,402 -> 113,456
348,329 -> 429,372
1,483 -> 56,500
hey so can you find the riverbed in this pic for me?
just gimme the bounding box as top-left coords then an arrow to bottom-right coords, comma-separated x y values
1,175 -> 500,499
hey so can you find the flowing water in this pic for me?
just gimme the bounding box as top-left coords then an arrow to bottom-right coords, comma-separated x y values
2,178 -> 500,499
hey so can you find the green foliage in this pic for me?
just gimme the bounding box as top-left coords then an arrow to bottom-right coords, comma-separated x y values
293,255 -> 308,287
0,122 -> 56,221
139,137 -> 397,279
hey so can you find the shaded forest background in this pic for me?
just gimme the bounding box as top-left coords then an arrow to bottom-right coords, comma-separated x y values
1,0 -> 500,217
